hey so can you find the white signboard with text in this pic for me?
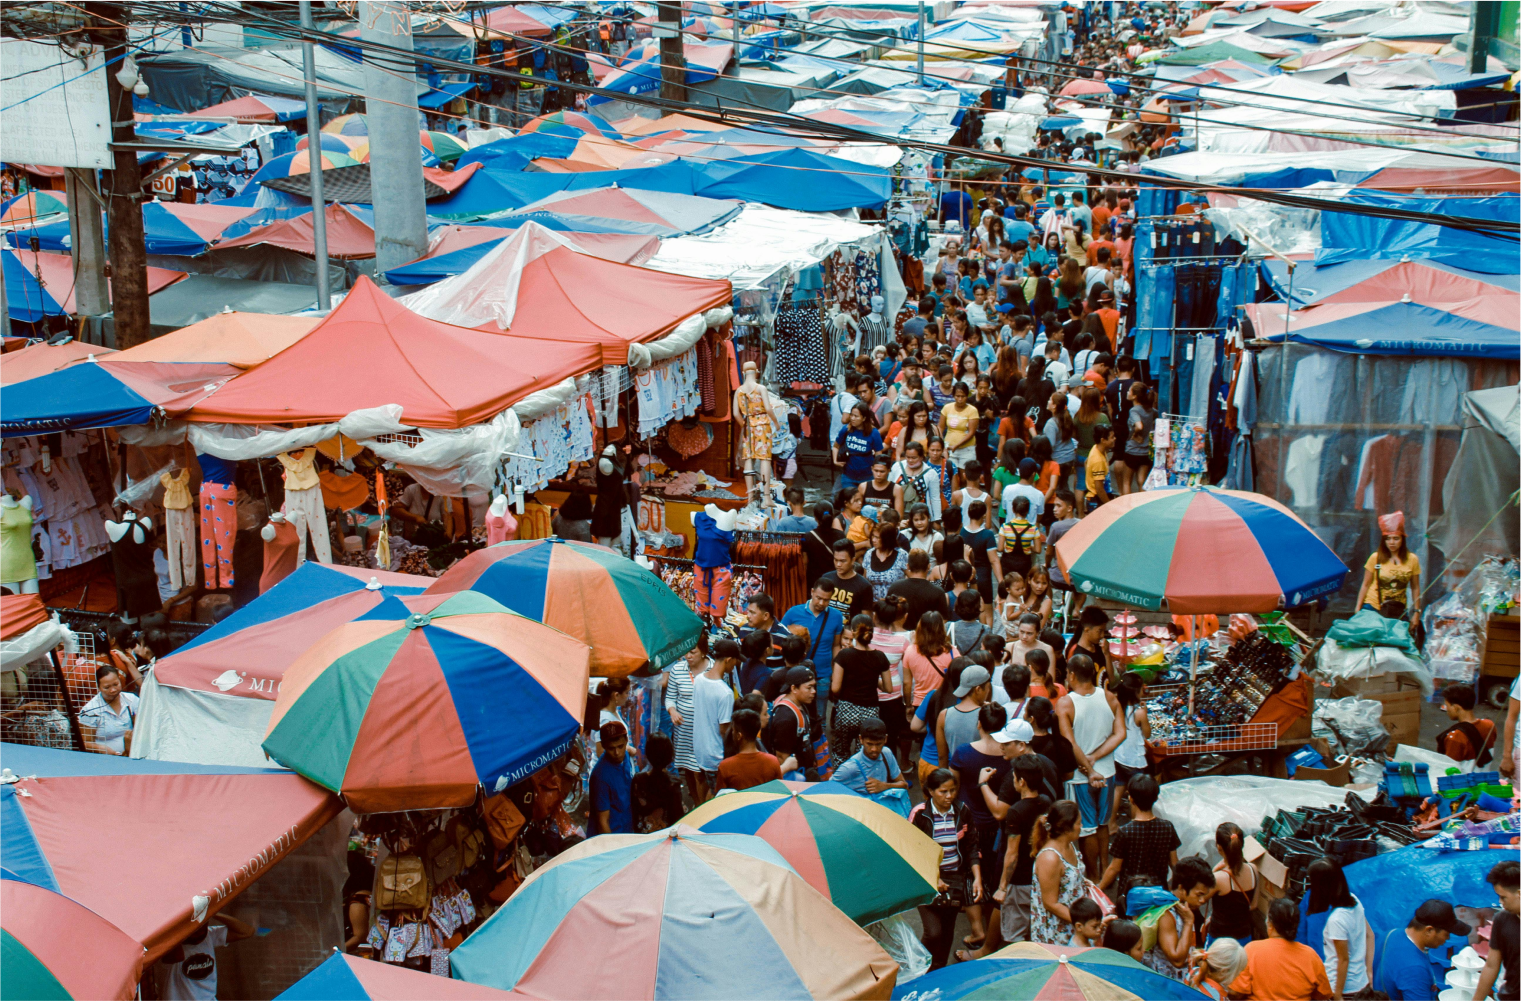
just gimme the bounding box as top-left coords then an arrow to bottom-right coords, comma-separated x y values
1,40 -> 112,168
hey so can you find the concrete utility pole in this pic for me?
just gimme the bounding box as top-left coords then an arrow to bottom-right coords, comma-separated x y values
916,0 -> 926,85
65,168 -> 110,317
89,1 -> 151,348
359,0 -> 428,276
299,0 -> 330,309
1467,1 -> 1499,74
655,2 -> 686,102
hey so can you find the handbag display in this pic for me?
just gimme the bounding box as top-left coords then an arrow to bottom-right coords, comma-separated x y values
482,793 -> 527,849
425,829 -> 460,884
377,855 -> 429,911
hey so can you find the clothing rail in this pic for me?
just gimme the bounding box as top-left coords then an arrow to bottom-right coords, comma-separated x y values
648,555 -> 768,573
734,529 -> 804,544
1135,256 -> 1250,265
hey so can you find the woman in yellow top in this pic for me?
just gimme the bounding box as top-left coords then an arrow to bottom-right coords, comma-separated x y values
938,381 -> 980,469
1354,511 -> 1421,621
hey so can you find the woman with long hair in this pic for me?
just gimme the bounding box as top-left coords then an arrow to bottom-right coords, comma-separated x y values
872,594 -> 913,768
1024,566 -> 1054,628
1032,276 -> 1058,320
1209,823 -> 1259,947
1017,358 -> 1056,433
1072,386 -> 1111,499
955,348 -> 982,389
1030,800 -> 1087,944
1021,260 -> 1044,305
1062,218 -> 1092,267
1111,672 -> 1151,823
1043,392 -> 1079,485
1056,257 -> 1085,309
830,613 -> 890,767
1302,857 -> 1375,1000
992,345 -> 1023,402
1081,311 -> 1112,356
1116,381 -> 1156,496
904,609 -> 955,714
895,400 -> 935,461
990,436 -> 1028,510
1042,232 -> 1062,272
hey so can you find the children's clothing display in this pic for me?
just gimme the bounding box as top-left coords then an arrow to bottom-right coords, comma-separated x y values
159,469 -> 196,591
634,349 -> 699,436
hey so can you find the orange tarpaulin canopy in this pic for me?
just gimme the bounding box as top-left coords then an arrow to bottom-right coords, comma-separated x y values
0,341 -> 114,386
187,277 -> 604,429
215,203 -> 376,259
0,594 -> 49,641
489,246 -> 732,364
110,312 -> 321,369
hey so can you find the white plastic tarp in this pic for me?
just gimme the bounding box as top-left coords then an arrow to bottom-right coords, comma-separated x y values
643,204 -> 879,289
400,221 -> 590,331
1155,775 -> 1374,861
0,614 -> 75,671
131,670 -> 283,769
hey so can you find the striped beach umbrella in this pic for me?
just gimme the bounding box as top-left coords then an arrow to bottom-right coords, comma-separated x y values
248,149 -> 358,185
294,132 -> 366,155
889,942 -> 1209,1000
426,538 -> 703,677
450,826 -> 900,999
261,590 -> 590,813
1053,486 -> 1348,613
2,877 -> 145,1001
682,780 -> 941,925
519,109 -> 625,141
277,952 -> 513,1000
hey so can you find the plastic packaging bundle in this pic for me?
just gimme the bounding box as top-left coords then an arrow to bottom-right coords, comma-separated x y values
1154,775 -> 1374,860
1312,697 -> 1390,759
1423,556 -> 1519,683
864,913 -> 931,983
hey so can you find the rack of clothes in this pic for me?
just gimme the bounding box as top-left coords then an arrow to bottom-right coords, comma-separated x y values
648,555 -> 766,619
732,530 -> 807,611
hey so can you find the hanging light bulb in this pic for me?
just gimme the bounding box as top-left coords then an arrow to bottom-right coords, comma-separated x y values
133,79 -> 150,97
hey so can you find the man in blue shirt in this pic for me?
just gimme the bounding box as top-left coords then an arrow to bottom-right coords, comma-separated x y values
1378,900 -> 1470,999
589,721 -> 635,835
995,241 -> 1021,306
771,487 -> 817,533
1003,203 -> 1036,246
939,185 -> 972,231
780,581 -> 846,688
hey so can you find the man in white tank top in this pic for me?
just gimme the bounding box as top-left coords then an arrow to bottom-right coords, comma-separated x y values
1056,652 -> 1126,879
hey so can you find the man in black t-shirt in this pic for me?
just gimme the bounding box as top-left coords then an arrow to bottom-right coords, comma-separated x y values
819,538 -> 873,620
1475,859 -> 1518,1001
1105,355 -> 1139,432
888,550 -> 951,630
1098,773 -> 1179,917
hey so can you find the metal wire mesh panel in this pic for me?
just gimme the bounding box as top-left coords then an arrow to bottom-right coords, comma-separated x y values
0,653 -> 78,750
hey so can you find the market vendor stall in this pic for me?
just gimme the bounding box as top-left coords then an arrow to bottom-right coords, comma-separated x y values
1056,486 -> 1349,767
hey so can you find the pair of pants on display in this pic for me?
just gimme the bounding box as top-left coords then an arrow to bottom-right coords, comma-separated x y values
200,482 -> 237,589
163,507 -> 196,591
283,485 -> 332,565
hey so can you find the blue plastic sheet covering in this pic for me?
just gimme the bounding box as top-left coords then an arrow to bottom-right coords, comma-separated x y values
432,150 -> 890,219
1344,844 -> 1503,977
1317,192 -> 1521,274
454,132 -> 580,170
417,80 -> 476,109
7,202 -> 256,257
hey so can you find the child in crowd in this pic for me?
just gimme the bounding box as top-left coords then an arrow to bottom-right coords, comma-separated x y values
1068,896 -> 1106,947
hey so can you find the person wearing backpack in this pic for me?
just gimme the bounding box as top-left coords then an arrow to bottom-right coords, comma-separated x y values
1142,857 -> 1217,982
1436,683 -> 1496,765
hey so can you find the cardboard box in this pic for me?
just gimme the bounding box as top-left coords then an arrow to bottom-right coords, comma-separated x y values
1242,835 -> 1289,913
1332,673 -> 1420,698
1294,736 -> 1352,787
1365,689 -> 1424,753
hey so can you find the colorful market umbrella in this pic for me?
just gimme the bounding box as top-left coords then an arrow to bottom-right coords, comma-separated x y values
294,131 -> 366,155
889,942 -> 1209,1000
519,109 -> 625,141
322,112 -> 369,136
681,779 -> 941,925
0,190 -> 68,226
449,826 -> 900,999
277,952 -> 515,1000
1,356 -> 237,434
247,148 -> 359,184
421,129 -> 469,163
1053,486 -> 1348,613
1058,77 -> 1116,96
2,877 -> 145,1001
262,590 -> 591,812
425,538 -> 704,677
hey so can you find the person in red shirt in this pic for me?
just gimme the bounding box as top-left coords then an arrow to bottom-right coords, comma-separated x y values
716,708 -> 785,791
1094,289 -> 1120,344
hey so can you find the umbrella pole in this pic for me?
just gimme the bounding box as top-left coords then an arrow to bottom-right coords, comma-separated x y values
1187,613 -> 1198,717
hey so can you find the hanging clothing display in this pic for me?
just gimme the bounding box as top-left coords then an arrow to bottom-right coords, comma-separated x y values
159,469 -> 196,591
634,349 -> 699,436
199,482 -> 237,589
260,517 -> 299,594
500,397 -> 596,494
853,248 -> 882,314
107,512 -> 159,618
773,306 -> 829,387
278,449 -> 331,566
0,496 -> 36,588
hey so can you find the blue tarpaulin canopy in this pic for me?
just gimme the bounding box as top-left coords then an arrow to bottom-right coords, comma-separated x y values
418,81 -> 476,108
1259,300 -> 1519,359
1345,844 -> 1503,978
1317,192 -> 1521,273
695,147 -> 891,210
0,359 -> 237,435
454,132 -> 581,170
